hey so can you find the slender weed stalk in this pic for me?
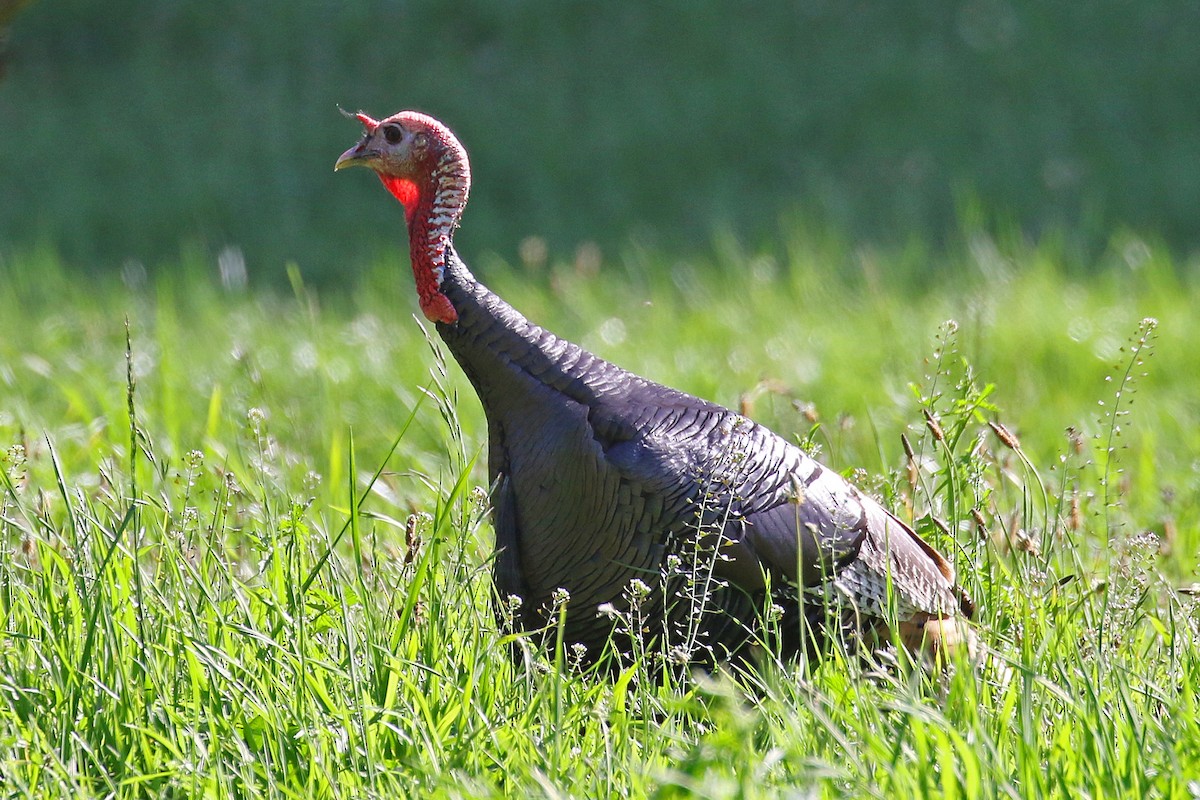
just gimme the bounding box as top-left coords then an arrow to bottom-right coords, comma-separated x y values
1098,317 -> 1158,540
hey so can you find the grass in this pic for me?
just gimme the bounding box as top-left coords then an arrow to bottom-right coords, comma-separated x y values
1,228 -> 1198,797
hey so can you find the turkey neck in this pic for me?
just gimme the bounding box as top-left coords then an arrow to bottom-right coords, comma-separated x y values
436,250 -> 615,406
405,174 -> 613,406
401,146 -> 470,326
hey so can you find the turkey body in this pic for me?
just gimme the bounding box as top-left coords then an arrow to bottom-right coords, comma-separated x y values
336,110 -> 973,665
438,252 -> 967,661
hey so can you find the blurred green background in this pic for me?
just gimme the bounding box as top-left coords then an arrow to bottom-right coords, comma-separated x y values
1,0 -> 1198,283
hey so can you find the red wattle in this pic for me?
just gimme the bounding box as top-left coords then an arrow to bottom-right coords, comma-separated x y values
411,241 -> 458,324
419,289 -> 459,324
379,175 -> 421,221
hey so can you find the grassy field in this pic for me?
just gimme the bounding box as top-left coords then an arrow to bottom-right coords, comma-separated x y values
1,229 -> 1198,797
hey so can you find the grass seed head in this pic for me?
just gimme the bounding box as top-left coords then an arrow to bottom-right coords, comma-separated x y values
988,420 -> 1021,451
922,409 -> 945,443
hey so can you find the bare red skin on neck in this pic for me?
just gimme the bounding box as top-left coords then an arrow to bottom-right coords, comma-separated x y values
378,173 -> 458,324
380,175 -> 420,221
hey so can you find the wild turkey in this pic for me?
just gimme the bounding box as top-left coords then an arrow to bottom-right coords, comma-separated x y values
336,110 -> 976,666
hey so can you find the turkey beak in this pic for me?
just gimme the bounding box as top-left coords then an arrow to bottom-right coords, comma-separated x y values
334,140 -> 378,172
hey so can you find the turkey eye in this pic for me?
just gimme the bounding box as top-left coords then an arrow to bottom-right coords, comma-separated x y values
382,125 -> 403,144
